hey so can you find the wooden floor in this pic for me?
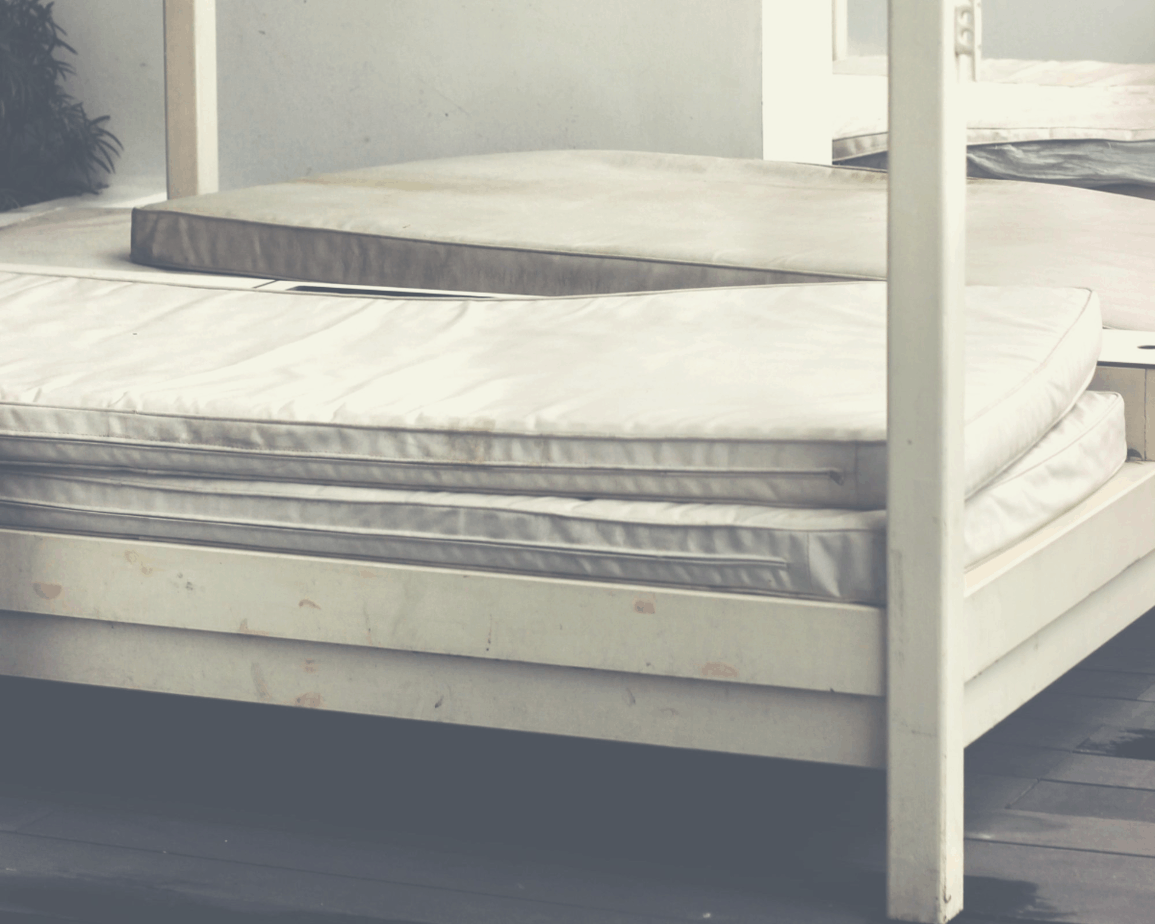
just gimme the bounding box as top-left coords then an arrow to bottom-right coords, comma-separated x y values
3,613 -> 1155,922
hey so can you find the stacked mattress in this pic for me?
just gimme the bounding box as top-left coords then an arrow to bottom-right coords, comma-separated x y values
0,271 -> 1124,604
833,57 -> 1155,192
129,151 -> 1155,329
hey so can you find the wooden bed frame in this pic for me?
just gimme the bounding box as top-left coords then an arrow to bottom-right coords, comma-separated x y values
0,2 -> 1149,921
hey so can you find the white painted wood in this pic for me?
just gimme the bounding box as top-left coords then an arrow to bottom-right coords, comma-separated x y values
164,0 -> 219,198
965,542 -> 1155,744
0,529 -> 885,697
886,0 -> 968,919
0,611 -> 886,767
965,463 -> 1155,679
832,0 -> 849,60
761,0 -> 832,164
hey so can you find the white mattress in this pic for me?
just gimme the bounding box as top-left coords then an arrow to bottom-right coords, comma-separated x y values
833,57 -> 1155,87
833,57 -> 1155,162
0,391 -> 1125,604
128,151 -> 1155,330
0,272 -> 1101,509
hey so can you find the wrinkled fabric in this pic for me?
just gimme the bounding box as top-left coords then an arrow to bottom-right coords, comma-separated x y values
129,150 -> 1155,329
0,392 -> 1124,604
0,272 -> 1100,508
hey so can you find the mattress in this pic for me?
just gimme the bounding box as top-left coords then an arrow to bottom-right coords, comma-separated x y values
0,391 -> 1125,605
832,57 -> 1155,187
129,150 -> 1155,330
0,272 -> 1100,509
833,57 -> 1155,87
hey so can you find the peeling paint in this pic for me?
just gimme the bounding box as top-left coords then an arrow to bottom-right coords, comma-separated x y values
32,582 -> 62,600
701,661 -> 739,679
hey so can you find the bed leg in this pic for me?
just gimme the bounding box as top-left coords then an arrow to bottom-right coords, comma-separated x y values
885,0 -> 970,921
164,0 -> 219,199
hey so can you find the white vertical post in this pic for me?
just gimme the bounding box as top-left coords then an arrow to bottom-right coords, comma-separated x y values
886,0 -> 970,922
832,0 -> 849,60
164,0 -> 219,199
761,0 -> 832,164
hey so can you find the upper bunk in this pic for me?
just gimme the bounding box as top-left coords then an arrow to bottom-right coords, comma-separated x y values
831,4 -> 1155,195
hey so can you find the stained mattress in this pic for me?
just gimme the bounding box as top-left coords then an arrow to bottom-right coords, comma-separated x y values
129,150 -> 1155,329
0,272 -> 1101,509
0,391 -> 1125,604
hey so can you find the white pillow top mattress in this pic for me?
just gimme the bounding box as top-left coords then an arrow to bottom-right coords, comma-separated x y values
0,273 -> 1100,509
129,151 -> 1155,330
0,391 -> 1125,604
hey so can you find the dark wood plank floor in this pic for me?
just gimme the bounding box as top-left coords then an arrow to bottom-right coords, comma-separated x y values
4,612 -> 1155,922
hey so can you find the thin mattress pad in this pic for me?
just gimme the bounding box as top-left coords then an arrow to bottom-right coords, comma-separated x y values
0,272 -> 1100,509
130,150 -> 1155,329
0,391 -> 1126,605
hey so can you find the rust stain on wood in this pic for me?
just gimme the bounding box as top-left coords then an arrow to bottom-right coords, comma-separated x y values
250,663 -> 271,700
701,661 -> 740,679
299,598 -> 320,609
237,619 -> 270,637
294,691 -> 323,709
32,582 -> 62,600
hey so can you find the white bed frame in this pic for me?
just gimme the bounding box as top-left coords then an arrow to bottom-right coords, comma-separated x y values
1,3 -> 1151,921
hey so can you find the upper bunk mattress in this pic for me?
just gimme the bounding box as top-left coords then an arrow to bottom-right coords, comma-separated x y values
0,272 -> 1101,509
833,57 -> 1155,188
130,151 -> 1155,329
0,390 -> 1125,604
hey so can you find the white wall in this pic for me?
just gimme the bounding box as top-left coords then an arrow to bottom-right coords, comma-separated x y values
850,0 -> 1155,63
51,0 -> 166,183
54,0 -> 770,191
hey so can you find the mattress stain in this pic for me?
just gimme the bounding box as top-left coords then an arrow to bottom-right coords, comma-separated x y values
701,662 -> 740,679
302,659 -> 318,674
294,691 -> 324,709
123,550 -> 155,576
32,582 -> 61,600
298,598 -> 321,610
633,597 -> 656,615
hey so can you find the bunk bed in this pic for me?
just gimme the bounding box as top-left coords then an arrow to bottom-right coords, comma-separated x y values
3,3 -> 1155,923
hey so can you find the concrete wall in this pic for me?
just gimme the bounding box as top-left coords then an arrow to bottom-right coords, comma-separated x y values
850,0 -> 1155,63
53,0 -> 765,191
50,0 -> 166,183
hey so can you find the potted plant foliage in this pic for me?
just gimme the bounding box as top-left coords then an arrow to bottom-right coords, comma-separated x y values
0,0 -> 121,211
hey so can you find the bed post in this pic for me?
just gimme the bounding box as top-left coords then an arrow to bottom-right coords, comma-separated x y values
886,1 -> 969,922
832,0 -> 848,60
163,0 -> 219,199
